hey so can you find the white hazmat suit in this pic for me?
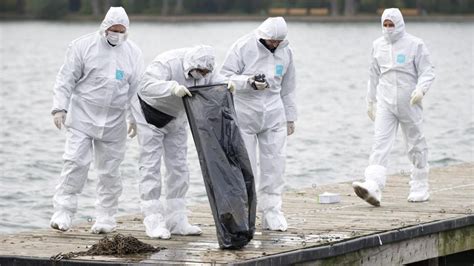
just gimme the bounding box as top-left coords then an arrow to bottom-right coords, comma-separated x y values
132,45 -> 226,239
353,8 -> 435,206
220,17 -> 297,231
50,7 -> 144,233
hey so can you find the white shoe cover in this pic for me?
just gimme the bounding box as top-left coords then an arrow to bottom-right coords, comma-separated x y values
167,214 -> 202,235
91,216 -> 116,234
144,214 -> 171,239
408,166 -> 430,202
165,199 -> 202,235
262,210 -> 288,231
50,210 -> 72,231
408,181 -> 430,202
168,219 -> 202,235
352,180 -> 382,207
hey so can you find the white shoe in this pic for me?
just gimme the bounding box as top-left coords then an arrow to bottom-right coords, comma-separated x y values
408,166 -> 430,202
262,210 -> 288,231
408,180 -> 430,202
167,214 -> 202,235
91,216 -> 116,234
50,210 -> 72,231
144,214 -> 171,239
168,220 -> 202,235
165,199 -> 202,236
352,180 -> 382,207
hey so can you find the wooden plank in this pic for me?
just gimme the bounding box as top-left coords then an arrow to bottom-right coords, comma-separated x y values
0,163 -> 472,264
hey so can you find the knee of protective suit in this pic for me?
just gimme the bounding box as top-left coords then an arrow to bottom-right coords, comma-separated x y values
364,165 -> 387,189
62,152 -> 93,168
97,173 -> 123,189
95,158 -> 123,177
57,160 -> 91,195
95,176 -> 123,212
94,142 -> 126,176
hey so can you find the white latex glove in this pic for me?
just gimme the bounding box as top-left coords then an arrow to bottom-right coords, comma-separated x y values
227,81 -> 236,93
172,85 -> 192,97
367,102 -> 376,122
127,122 -> 137,138
287,121 -> 295,136
248,76 -> 268,90
410,88 -> 424,105
53,111 -> 66,130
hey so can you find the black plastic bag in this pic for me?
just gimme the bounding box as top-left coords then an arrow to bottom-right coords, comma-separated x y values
183,84 -> 256,249
138,95 -> 175,128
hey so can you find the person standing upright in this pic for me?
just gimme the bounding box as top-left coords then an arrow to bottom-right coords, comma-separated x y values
220,17 -> 297,231
353,8 -> 435,206
50,7 -> 144,233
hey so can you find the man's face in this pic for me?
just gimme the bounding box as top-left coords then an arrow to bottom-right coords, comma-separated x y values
383,19 -> 395,28
107,24 -> 126,35
264,39 -> 283,49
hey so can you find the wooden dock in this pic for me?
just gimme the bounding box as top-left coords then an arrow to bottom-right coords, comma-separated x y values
1,163 -> 473,265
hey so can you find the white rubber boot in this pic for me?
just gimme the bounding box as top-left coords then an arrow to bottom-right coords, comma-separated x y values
50,210 -> 73,231
352,180 -> 382,207
352,165 -> 386,207
258,194 -> 288,231
91,215 -> 116,234
141,200 -> 171,239
408,165 -> 430,202
262,210 -> 288,231
144,213 -> 171,239
166,199 -> 202,235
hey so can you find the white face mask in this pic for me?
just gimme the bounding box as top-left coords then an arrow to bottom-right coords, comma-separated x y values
189,69 -> 205,80
382,27 -> 396,42
383,27 -> 395,35
106,31 -> 126,46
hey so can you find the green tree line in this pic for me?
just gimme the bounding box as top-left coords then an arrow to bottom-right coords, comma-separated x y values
1,0 -> 472,19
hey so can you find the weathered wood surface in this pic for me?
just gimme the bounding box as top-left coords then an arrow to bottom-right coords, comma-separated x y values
0,163 -> 472,264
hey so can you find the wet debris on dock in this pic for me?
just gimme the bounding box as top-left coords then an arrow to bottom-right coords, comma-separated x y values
50,233 -> 163,261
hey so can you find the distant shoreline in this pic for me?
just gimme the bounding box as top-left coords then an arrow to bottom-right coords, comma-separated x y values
1,14 -> 474,23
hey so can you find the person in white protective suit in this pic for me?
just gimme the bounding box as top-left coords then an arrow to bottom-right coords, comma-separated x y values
50,7 -> 144,233
352,8 -> 435,207
132,45 -> 234,239
220,17 -> 297,231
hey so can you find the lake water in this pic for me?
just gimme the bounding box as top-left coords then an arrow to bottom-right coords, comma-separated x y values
0,20 -> 472,234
